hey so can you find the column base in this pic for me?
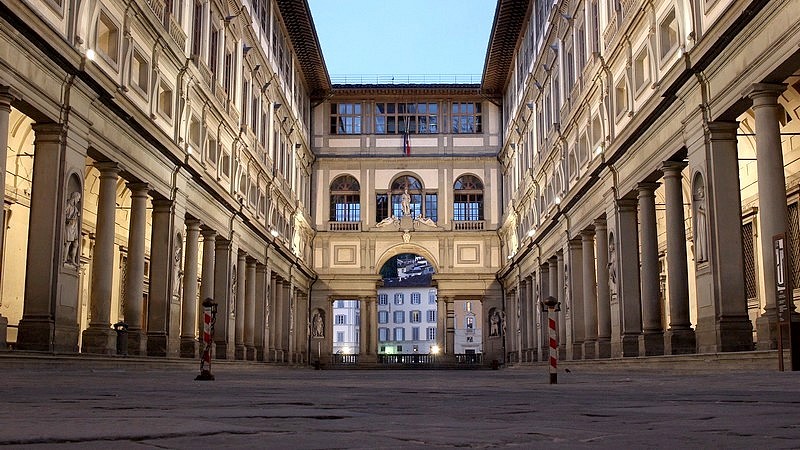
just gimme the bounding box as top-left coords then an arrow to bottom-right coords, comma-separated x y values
0,315 -> 7,350
696,317 -> 753,353
16,317 -> 55,352
126,330 -> 147,356
255,345 -> 265,362
180,337 -> 199,358
54,323 -> 80,353
246,346 -> 256,361
267,347 -> 277,362
146,333 -> 168,357
235,344 -> 246,360
81,326 -> 116,355
640,331 -> 665,356
597,338 -> 611,358
571,343 -> 583,360
582,339 -> 597,359
665,328 -> 697,355
215,342 -> 231,360
621,333 -> 641,357
756,313 -> 779,350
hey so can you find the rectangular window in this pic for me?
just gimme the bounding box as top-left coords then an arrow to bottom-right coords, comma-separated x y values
428,290 -> 436,304
451,102 -> 482,133
614,79 -> 627,119
427,310 -> 436,322
426,327 -> 436,340
394,293 -> 404,305
633,47 -> 650,94
410,310 -> 421,323
379,328 -> 389,341
378,294 -> 388,305
209,27 -> 220,85
412,327 -> 420,341
378,311 -> 388,324
659,9 -> 679,60
425,193 -> 438,223
336,331 -> 344,343
375,102 -> 438,134
207,137 -> 218,167
466,316 -> 474,329
393,310 -> 405,323
130,49 -> 149,96
335,314 -> 346,325
189,115 -> 201,148
191,1 -> 203,57
376,193 -> 389,222
337,300 -> 344,308
330,103 -> 362,134
221,151 -> 231,178
158,81 -> 173,119
223,49 -> 234,96
96,10 -> 119,64
394,327 -> 405,341
411,293 -> 421,304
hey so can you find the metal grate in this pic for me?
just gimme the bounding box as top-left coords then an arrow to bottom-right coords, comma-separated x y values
742,222 -> 756,300
788,202 -> 800,290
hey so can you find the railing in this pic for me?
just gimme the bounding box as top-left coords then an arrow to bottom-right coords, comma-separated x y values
455,353 -> 483,365
330,74 -> 482,85
453,220 -> 485,231
145,0 -> 165,22
603,13 -> 618,50
167,14 -> 187,50
378,354 -> 436,365
328,221 -> 361,231
331,354 -> 359,365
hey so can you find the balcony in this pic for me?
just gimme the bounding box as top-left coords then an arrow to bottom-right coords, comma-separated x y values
603,14 -> 618,50
453,220 -> 485,231
328,221 -> 361,232
167,14 -> 187,50
145,0 -> 165,22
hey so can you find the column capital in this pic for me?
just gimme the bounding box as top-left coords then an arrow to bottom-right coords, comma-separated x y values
93,161 -> 120,176
748,83 -> 787,104
593,218 -> 607,232
0,85 -> 19,110
568,238 -> 582,250
636,182 -> 660,195
31,122 -> 64,142
237,251 -> 247,262
661,161 -> 687,177
200,227 -> 217,238
151,198 -> 173,212
126,182 -> 150,196
185,218 -> 202,231
256,263 -> 268,273
245,256 -> 257,267
707,120 -> 739,140
580,228 -> 596,239
616,197 -> 637,211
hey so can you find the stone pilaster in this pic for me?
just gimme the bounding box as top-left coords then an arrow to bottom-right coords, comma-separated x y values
81,162 -> 120,355
518,279 -> 528,361
556,252 -> 567,360
198,229 -> 216,346
662,162 -> 696,354
124,183 -> 149,355
568,239 -> 585,360
581,230 -> 598,359
437,296 -> 447,353
617,198 -> 642,357
445,297 -> 455,356
273,278 -> 285,362
546,258 -> 558,358
638,182 -> 664,356
595,219 -> 611,358
213,237 -> 234,359
268,274 -> 278,361
180,219 -> 201,358
254,263 -> 268,361
146,198 -> 179,357
526,275 -> 538,361
750,84 -> 789,350
234,251 -> 247,360
244,259 -> 257,360
0,88 -> 13,349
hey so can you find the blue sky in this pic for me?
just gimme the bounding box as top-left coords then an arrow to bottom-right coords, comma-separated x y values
307,0 -> 497,81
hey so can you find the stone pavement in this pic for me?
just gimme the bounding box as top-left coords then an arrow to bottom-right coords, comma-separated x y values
0,363 -> 798,448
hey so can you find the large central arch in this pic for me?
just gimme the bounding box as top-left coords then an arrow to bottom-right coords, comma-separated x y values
374,243 -> 441,276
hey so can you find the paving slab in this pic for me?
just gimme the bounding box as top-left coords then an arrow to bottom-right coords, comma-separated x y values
0,364 -> 798,448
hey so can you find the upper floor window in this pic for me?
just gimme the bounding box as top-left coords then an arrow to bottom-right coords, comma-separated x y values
411,293 -> 421,304
379,175 -> 437,222
378,294 -> 388,305
330,175 -> 360,222
96,10 -> 120,65
375,102 -> 438,134
659,9 -> 679,60
453,175 -> 484,221
394,293 -> 404,305
191,1 -> 203,58
451,102 -> 481,133
633,46 -> 650,94
330,103 -> 362,134
130,48 -> 149,96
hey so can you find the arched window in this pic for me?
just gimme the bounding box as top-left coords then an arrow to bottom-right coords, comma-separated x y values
376,174 -> 437,222
453,175 -> 484,221
330,175 -> 360,222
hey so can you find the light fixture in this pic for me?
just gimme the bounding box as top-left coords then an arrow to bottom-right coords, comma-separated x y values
270,228 -> 280,238
527,228 -> 535,238
85,49 -> 96,61
554,195 -> 562,205
594,144 -> 604,156
253,64 -> 260,72
431,345 -> 441,355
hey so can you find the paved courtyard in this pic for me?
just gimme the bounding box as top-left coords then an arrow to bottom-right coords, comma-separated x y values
0,363 -> 798,448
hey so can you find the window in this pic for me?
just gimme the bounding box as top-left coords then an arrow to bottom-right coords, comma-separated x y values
424,193 -> 438,223
427,310 -> 436,322
158,81 -> 174,119
451,102 -> 481,133
335,314 -> 346,325
209,26 -> 220,85
390,175 -> 426,219
330,103 -> 362,134
378,311 -> 389,324
633,47 -> 650,94
394,327 -> 405,341
189,115 -> 201,149
412,327 -> 420,341
96,10 -> 119,64
379,328 -> 389,341
614,78 -> 627,119
336,300 -> 345,308
453,175 -> 484,221
207,137 -> 218,167
393,311 -> 405,323
465,301 -> 472,312
375,102 -> 438,134
410,310 -> 421,323
428,290 -> 436,304
590,0 -> 600,54
336,331 -> 344,343
130,49 -> 149,96
426,327 -> 436,340
329,175 -> 360,222
376,193 -> 389,222
465,316 -> 474,329
378,294 -> 388,305
394,293 -> 404,305
411,293 -> 421,304
191,1 -> 203,57
223,48 -> 234,96
221,150 -> 230,178
659,9 -> 679,59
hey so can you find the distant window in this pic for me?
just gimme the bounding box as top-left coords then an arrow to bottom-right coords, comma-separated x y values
378,294 -> 388,305
335,314 -> 346,325
336,331 -> 344,343
206,137 -> 218,167
453,175 -> 484,221
410,310 -> 421,323
393,311 -> 405,324
330,175 -> 360,222
614,78 -> 627,119
394,293 -> 404,305
379,328 -> 389,341
427,310 -> 436,322
96,10 -> 119,64
426,327 -> 436,340
633,47 -> 650,94
411,293 -> 421,304
451,102 -> 482,133
394,328 -> 405,341
330,103 -> 362,134
375,102 -> 438,134
378,311 -> 389,324
412,327 -> 420,341
465,316 -> 474,329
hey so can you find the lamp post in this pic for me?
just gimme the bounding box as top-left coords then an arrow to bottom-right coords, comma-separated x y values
196,298 -> 218,381
541,296 -> 560,384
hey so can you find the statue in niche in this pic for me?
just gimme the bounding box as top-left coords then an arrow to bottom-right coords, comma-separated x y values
608,233 -> 618,294
63,191 -> 82,266
401,189 -> 411,217
230,265 -> 237,315
312,312 -> 324,338
693,179 -> 708,263
489,309 -> 505,337
173,234 -> 183,296
563,263 -> 570,310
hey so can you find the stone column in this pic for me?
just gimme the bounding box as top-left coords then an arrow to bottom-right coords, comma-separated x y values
244,259 -> 257,360
146,198 -> 179,357
234,252 -> 247,359
198,229 -> 216,342
368,296 -> 379,360
526,274 -> 538,361
81,162 -> 120,355
505,289 -> 516,360
180,219 -> 201,358
18,122 -> 85,353
268,275 -> 278,361
445,297 -> 455,356
695,122 -> 753,352
273,279 -> 285,361
568,240 -> 585,360
254,263 -> 268,361
518,279 -> 528,361
582,229 -> 598,359
662,162 -> 696,354
213,237 -> 233,359
123,183 -> 149,355
358,297 -> 370,360
556,252 -> 567,359
638,182 -> 664,355
750,83 -> 789,349
595,219 -> 612,358
0,88 -> 14,279
283,280 -> 292,361
437,297 -> 447,353
617,198 -> 642,357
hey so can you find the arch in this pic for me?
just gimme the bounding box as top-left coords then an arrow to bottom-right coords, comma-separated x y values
453,174 -> 484,221
329,174 -> 361,222
374,243 -> 440,277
